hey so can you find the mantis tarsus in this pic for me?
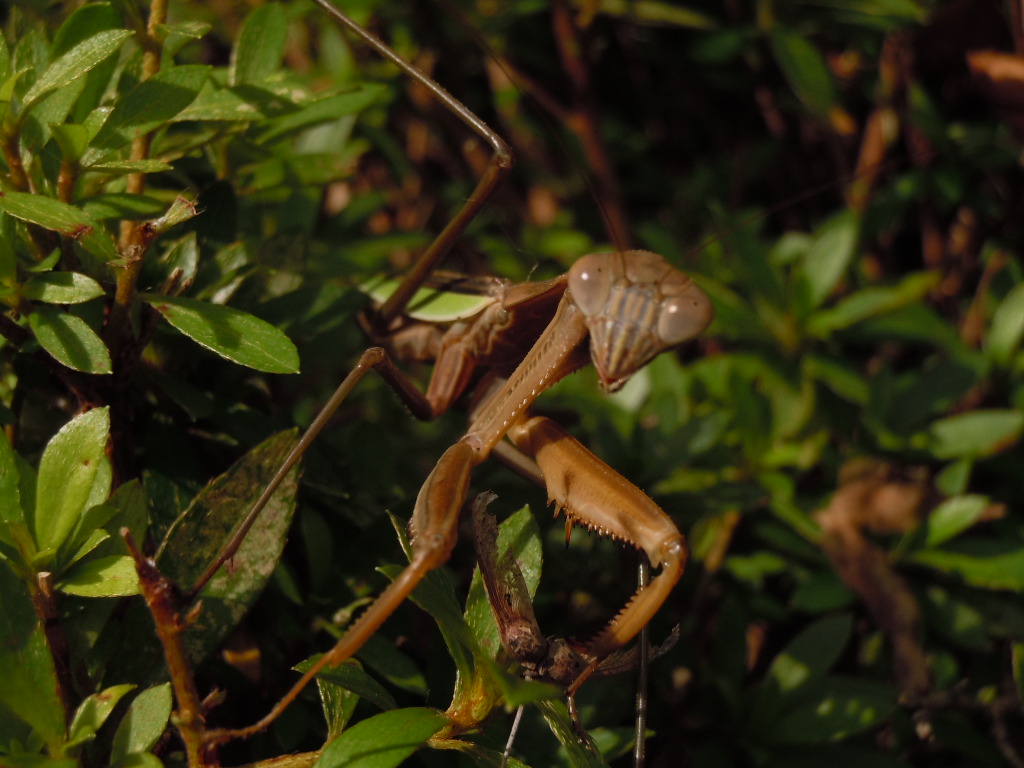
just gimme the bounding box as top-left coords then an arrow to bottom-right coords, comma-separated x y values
195,0 -> 713,754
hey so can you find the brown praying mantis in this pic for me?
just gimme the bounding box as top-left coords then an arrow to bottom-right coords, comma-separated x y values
184,0 -> 712,754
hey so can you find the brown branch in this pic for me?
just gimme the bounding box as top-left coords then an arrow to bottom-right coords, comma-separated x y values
123,530 -> 213,768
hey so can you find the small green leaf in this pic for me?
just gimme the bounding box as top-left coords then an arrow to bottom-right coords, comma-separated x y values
768,613 -> 853,694
51,123 -> 90,163
986,282 -> 1024,365
769,26 -> 838,120
231,4 -> 287,86
314,707 -> 447,768
928,410 -> 1024,459
300,656 -> 397,712
86,65 -> 211,158
68,684 -> 135,748
923,495 -> 992,548
0,191 -> 118,262
110,683 -> 172,762
141,293 -> 299,373
23,272 -> 104,304
257,87 -> 384,143
28,305 -> 113,374
909,541 -> 1024,590
796,210 -> 859,312
57,554 -> 139,597
20,29 -> 132,115
32,407 -> 110,556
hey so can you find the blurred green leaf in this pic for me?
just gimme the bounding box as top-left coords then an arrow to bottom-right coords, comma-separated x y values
767,677 -> 896,744
928,410 -> 1024,459
769,26 -> 838,119
986,281 -> 1024,365
230,3 -> 287,86
923,495 -> 992,548
314,707 -> 447,768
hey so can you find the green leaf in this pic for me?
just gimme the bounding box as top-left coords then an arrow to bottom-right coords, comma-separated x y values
231,3 -> 287,86
0,191 -> 118,262
28,304 -> 113,374
313,707 -> 447,768
928,409 -> 1024,459
301,657 -> 397,713
360,275 -> 496,323
20,29 -> 133,115
0,562 -> 66,751
257,87 -> 384,143
909,541 -> 1024,590
767,613 -> 853,695
110,683 -> 172,761
796,210 -> 859,312
86,65 -> 211,159
32,407 -> 110,556
85,159 -> 174,174
767,677 -> 896,744
769,26 -> 838,119
22,272 -> 104,304
57,554 -> 139,597
986,281 -> 1024,365
806,271 -> 940,337
923,495 -> 992,548
0,430 -> 25,549
141,293 -> 299,373
156,430 -> 300,663
67,684 -> 135,748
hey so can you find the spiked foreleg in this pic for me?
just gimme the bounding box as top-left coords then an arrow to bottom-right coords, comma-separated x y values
505,416 -> 686,660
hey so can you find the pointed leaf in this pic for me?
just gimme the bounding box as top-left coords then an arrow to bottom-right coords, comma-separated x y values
0,191 -> 118,262
68,683 -> 135,748
57,554 -> 139,597
923,495 -> 992,548
20,29 -> 132,114
156,430 -> 300,663
28,304 -> 113,374
87,65 -> 211,158
928,409 -> 1024,459
141,293 -> 299,373
23,272 -> 104,304
231,4 -> 287,86
32,407 -> 110,556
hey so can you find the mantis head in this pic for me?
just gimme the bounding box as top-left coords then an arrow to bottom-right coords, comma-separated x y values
567,250 -> 714,392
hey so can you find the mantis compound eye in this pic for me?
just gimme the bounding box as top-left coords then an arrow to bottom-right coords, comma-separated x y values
658,284 -> 714,346
568,253 -> 614,317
